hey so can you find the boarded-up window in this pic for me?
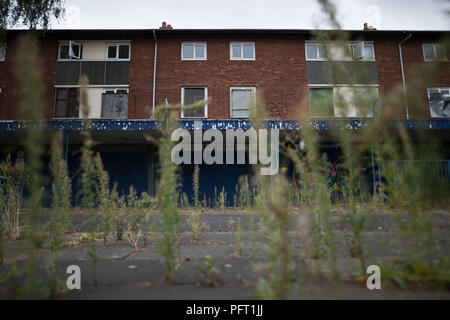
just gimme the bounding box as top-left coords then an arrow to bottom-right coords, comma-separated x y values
101,93 -> 128,119
54,88 -> 79,118
182,87 -> 206,118
230,87 -> 255,118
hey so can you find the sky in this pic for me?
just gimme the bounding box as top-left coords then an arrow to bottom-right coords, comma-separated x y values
50,0 -> 450,31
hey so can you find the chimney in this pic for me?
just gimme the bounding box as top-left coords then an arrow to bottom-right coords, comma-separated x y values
363,23 -> 368,30
159,21 -> 173,30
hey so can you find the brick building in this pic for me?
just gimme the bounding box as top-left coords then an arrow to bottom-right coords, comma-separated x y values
0,26 -> 449,202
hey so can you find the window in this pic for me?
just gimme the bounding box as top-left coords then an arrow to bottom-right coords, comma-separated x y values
182,43 -> 206,60
102,89 -> 128,119
428,88 -> 450,117
306,43 -> 329,60
54,88 -> 79,118
423,44 -> 447,61
310,88 -> 334,116
230,42 -> 255,60
351,43 -> 375,60
306,42 -> 375,61
230,87 -> 256,118
0,43 -> 5,61
309,86 -> 378,117
58,41 -> 83,60
181,87 -> 207,118
106,44 -> 130,60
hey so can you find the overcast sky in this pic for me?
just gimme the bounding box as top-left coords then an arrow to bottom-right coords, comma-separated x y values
50,0 -> 450,31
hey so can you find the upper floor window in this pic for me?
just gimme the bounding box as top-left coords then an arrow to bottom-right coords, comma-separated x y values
230,42 -> 255,60
181,87 -> 207,118
428,88 -> 450,117
309,86 -> 379,118
423,44 -> 447,62
106,43 -> 130,60
0,43 -> 6,61
230,87 -> 256,118
182,43 -> 206,60
306,42 -> 375,61
58,41 -> 83,60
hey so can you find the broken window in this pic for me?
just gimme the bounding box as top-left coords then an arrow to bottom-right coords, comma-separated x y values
106,44 -> 130,60
182,43 -> 206,60
428,88 -> 450,117
182,87 -> 207,118
230,87 -> 255,118
54,88 -> 79,118
230,42 -> 255,60
59,42 -> 82,60
423,44 -> 447,61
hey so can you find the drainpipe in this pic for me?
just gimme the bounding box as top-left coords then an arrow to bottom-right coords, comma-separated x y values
152,29 -> 158,119
399,32 -> 412,119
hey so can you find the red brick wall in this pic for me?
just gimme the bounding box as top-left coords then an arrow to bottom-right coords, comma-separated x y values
1,31 -> 449,121
0,33 -> 57,120
151,33 -> 308,119
129,34 -> 155,119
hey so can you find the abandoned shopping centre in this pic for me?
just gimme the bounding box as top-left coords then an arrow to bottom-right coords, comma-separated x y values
0,23 -> 449,203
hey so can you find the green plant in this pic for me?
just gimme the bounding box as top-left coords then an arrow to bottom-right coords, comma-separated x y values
95,153 -> 113,245
193,165 -> 200,209
228,218 -> 243,258
195,255 -> 224,286
125,186 -> 149,250
187,208 -> 207,242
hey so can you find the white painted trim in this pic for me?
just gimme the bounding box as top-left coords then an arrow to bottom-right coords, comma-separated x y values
55,85 -> 129,88
229,86 -> 256,118
308,84 -> 379,87
102,88 -> 129,93
422,43 -> 448,62
181,42 -> 207,61
181,87 -> 208,118
230,42 -> 256,61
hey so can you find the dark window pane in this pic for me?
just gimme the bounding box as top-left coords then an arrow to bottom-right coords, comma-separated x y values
108,46 -> 117,59
59,45 -> 69,59
423,45 -> 435,60
310,88 -> 334,117
118,45 -> 129,59
183,88 -> 205,117
55,88 -> 68,117
67,88 -> 79,117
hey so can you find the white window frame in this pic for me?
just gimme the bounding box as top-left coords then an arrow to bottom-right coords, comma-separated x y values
308,85 -> 379,118
305,41 -> 375,61
58,41 -> 83,61
0,43 -> 6,61
102,88 -> 129,94
422,43 -> 448,62
181,87 -> 208,118
106,43 -> 131,61
427,87 -> 450,118
230,42 -> 255,61
230,86 -> 256,118
305,43 -> 330,61
181,42 -> 207,61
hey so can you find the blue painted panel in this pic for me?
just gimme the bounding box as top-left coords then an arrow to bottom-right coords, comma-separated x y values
180,163 -> 252,207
